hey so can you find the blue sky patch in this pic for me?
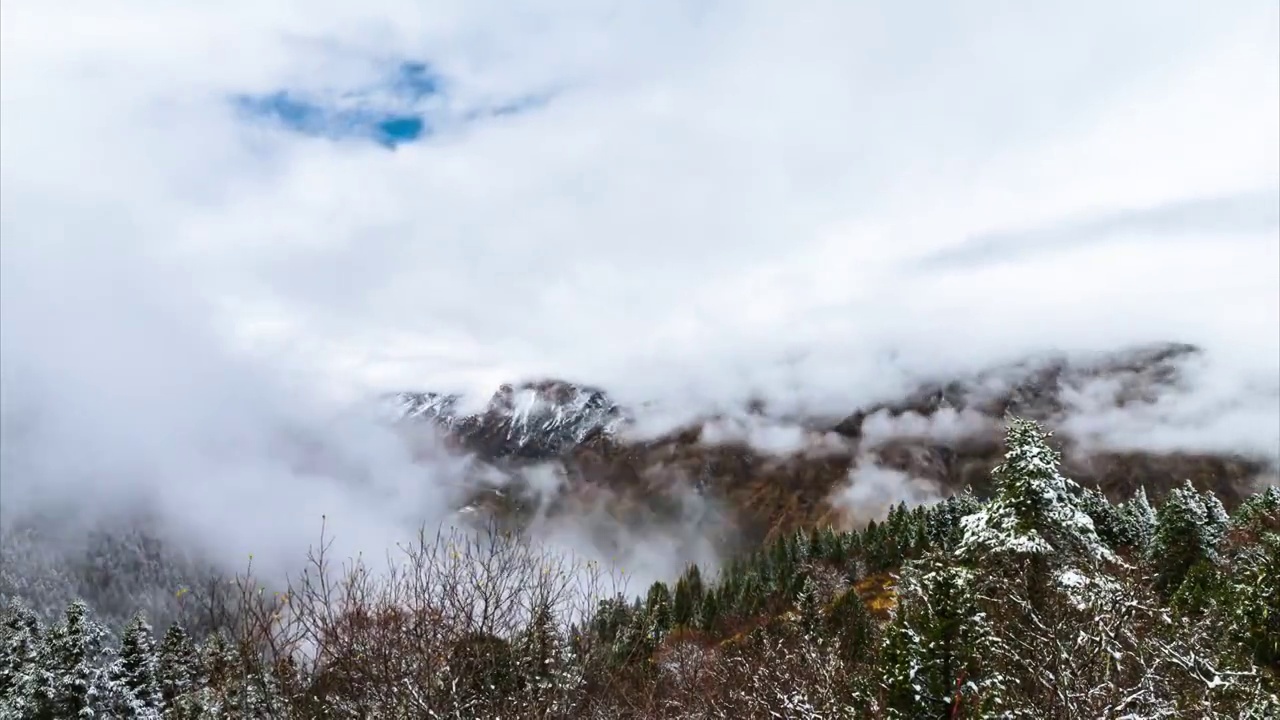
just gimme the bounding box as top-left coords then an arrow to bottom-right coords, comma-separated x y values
233,60 -> 550,149
232,61 -> 440,149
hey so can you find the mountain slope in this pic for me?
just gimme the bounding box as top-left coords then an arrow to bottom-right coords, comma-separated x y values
393,343 -> 1272,543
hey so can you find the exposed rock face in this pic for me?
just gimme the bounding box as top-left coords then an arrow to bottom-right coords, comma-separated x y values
397,380 -> 625,459
395,343 -> 1271,543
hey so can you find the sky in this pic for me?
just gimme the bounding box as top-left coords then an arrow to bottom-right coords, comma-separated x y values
1,0 -> 1277,577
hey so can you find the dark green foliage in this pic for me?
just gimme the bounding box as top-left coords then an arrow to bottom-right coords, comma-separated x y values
1150,480 -> 1230,597
644,581 -> 673,636
1116,486 -> 1158,552
1080,485 -> 1128,551
826,588 -> 875,668
671,565 -> 704,628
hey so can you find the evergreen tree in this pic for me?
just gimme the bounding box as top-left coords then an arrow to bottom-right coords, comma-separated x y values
1169,559 -> 1227,616
0,599 -> 44,719
1117,485 -> 1158,552
105,611 -> 162,717
881,556 -> 992,719
1223,530 -> 1280,668
612,606 -> 658,668
35,599 -> 110,719
826,588 -> 875,669
1079,485 -> 1127,551
1231,485 -> 1280,535
697,588 -> 720,633
958,417 -> 1112,572
671,565 -> 704,628
516,600 -> 562,688
157,623 -> 199,708
644,582 -> 673,636
1150,480 -> 1229,598
795,573 -> 822,639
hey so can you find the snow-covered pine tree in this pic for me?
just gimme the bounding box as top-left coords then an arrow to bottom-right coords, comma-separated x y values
35,599 -> 110,719
1231,485 -> 1280,535
1149,479 -> 1230,598
795,573 -> 822,640
958,416 -> 1114,581
1079,485 -> 1127,552
1117,485 -> 1158,553
644,581 -> 673,637
516,600 -> 562,690
0,599 -> 44,719
103,611 -> 162,718
880,555 -> 1000,720
514,599 -> 583,716
156,623 -> 198,708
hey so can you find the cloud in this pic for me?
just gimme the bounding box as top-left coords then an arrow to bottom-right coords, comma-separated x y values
833,461 -> 942,529
2,0 -> 1277,592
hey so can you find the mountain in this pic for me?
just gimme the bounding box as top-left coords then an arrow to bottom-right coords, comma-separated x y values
392,343 -> 1272,544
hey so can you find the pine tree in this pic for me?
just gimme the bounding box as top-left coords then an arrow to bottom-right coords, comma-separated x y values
826,588 -> 875,668
671,565 -> 704,628
1223,530 -> 1280,668
157,623 -> 199,708
105,611 -> 162,718
881,555 -> 991,719
0,599 -> 44,719
1150,480 -> 1229,598
795,573 -> 822,639
697,588 -> 720,633
1079,485 -> 1127,551
1117,486 -> 1157,552
35,599 -> 110,719
958,417 -> 1112,571
517,601 -> 559,683
1231,485 -> 1280,535
644,582 -> 673,636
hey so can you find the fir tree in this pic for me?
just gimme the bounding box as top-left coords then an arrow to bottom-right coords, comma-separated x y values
105,611 -> 162,718
826,588 -> 875,669
644,582 -> 673,636
697,588 -> 720,633
36,599 -> 109,720
881,555 -> 991,719
1117,485 -> 1158,552
958,417 -> 1112,570
157,623 -> 199,708
1231,486 -> 1280,535
671,565 -> 704,628
516,601 -> 562,689
1079,485 -> 1127,551
0,599 -> 44,719
795,573 -> 822,639
1150,480 -> 1229,598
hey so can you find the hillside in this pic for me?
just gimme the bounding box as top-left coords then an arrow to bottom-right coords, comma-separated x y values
394,342 -> 1271,546
3,415 -> 1276,718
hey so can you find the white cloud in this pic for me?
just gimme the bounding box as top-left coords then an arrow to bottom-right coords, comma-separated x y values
2,0 -> 1277,578
833,461 -> 942,528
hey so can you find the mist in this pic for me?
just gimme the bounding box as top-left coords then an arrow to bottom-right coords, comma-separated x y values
2,0 -> 1278,620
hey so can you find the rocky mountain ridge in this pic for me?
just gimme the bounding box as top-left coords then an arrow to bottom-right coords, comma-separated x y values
392,343 -> 1272,543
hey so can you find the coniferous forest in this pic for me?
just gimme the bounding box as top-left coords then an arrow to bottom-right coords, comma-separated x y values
2,417 -> 1277,718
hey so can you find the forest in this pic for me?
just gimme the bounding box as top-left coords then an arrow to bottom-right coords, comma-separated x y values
1,417 -> 1277,718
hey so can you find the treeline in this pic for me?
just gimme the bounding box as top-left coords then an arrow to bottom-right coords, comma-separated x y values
1,418 -> 1277,718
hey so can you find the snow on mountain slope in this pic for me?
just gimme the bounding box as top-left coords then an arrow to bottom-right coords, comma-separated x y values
387,343 -> 1274,542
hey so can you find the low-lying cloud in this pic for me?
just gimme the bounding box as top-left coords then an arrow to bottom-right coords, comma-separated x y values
2,0 -> 1276,608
